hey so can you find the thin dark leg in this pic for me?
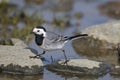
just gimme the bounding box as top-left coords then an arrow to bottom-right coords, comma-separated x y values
62,50 -> 69,64
29,51 -> 46,59
117,44 -> 120,64
51,56 -> 54,63
37,51 -> 46,56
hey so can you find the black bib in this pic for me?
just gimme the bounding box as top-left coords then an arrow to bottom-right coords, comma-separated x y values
35,34 -> 44,46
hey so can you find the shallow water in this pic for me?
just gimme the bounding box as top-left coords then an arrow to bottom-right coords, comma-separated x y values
1,0 -> 120,80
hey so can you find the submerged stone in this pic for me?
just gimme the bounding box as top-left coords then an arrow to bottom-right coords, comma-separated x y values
110,65 -> 120,76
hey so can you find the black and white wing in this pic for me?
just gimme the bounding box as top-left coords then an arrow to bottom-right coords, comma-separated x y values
46,31 -> 64,42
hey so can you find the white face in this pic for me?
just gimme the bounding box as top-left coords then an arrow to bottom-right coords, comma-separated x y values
33,28 -> 46,37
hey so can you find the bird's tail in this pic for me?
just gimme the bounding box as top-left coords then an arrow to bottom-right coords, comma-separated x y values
65,34 -> 88,40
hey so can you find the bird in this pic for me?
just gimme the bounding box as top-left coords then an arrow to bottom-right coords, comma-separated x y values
29,25 -> 88,64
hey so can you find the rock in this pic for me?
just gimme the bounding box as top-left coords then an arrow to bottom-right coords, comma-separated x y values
0,74 -> 43,80
46,59 -> 110,77
81,21 -> 120,44
110,65 -> 120,76
0,38 -> 43,75
73,21 -> 120,65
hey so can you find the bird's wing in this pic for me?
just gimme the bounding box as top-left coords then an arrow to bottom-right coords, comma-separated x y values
46,31 -> 64,42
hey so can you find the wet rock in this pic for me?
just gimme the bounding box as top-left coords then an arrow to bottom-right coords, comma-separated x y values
73,21 -> 120,65
110,45 -> 120,76
0,38 -> 43,75
0,74 -> 43,80
65,77 -> 97,80
46,59 -> 110,77
110,65 -> 120,76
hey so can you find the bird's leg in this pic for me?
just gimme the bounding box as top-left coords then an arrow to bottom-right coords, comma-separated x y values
62,50 -> 69,65
29,51 -> 46,59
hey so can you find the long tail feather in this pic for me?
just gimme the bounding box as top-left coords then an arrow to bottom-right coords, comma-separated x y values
65,34 -> 88,40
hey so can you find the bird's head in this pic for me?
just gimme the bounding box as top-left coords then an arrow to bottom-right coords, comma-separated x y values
31,26 -> 46,37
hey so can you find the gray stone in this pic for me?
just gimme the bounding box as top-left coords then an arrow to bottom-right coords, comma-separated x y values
81,20 -> 120,45
73,21 -> 120,65
0,38 -> 43,75
46,59 -> 110,77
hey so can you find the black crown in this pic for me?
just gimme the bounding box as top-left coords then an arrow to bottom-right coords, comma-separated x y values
36,26 -> 46,32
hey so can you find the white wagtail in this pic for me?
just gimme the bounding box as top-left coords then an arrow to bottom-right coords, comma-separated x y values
30,26 -> 88,64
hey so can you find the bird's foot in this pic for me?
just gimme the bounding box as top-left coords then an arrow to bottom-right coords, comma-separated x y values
29,55 -> 44,59
63,60 -> 69,65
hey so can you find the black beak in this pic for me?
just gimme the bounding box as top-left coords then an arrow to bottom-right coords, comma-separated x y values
30,32 -> 35,34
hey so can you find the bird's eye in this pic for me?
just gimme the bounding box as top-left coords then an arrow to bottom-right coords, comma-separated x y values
37,30 -> 40,32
